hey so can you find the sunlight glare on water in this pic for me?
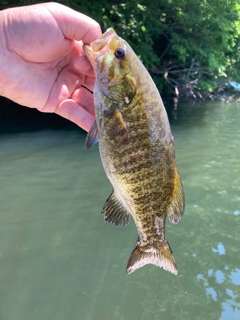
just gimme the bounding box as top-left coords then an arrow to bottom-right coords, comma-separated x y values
0,101 -> 239,320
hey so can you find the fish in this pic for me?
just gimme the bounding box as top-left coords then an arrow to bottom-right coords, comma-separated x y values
84,28 -> 184,275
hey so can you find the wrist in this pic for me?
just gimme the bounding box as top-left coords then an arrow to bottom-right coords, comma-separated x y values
0,8 -> 21,102
0,9 -> 10,97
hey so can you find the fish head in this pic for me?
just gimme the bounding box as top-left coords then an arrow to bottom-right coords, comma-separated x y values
83,28 -> 137,104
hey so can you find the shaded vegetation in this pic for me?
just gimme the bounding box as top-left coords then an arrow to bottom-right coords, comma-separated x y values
1,0 -> 240,98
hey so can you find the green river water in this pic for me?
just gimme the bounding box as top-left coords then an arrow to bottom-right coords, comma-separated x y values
0,100 -> 239,320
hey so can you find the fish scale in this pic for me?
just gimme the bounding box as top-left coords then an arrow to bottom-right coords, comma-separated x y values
84,28 -> 184,275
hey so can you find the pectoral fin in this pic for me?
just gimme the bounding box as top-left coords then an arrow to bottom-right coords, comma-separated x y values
102,190 -> 130,227
167,166 -> 185,224
85,121 -> 99,150
112,106 -> 129,143
104,105 -> 129,144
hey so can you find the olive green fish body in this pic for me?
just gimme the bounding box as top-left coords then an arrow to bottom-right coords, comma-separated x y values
84,29 -> 184,275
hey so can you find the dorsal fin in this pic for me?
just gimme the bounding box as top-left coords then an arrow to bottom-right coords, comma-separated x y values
101,190 -> 130,227
167,165 -> 185,224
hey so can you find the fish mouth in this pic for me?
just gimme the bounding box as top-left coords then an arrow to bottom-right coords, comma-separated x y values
83,28 -> 116,66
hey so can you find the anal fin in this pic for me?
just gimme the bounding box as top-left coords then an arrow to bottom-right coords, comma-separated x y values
126,238 -> 178,275
101,190 -> 130,227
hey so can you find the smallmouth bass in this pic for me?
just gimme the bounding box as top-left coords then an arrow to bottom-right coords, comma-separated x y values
84,28 -> 184,275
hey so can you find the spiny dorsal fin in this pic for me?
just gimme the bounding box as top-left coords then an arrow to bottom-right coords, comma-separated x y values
101,190 -> 130,227
126,238 -> 178,275
85,121 -> 99,150
167,166 -> 185,224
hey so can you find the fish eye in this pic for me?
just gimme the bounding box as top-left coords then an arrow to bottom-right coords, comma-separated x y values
115,48 -> 125,60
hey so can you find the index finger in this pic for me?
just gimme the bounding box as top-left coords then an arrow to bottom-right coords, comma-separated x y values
44,3 -> 102,44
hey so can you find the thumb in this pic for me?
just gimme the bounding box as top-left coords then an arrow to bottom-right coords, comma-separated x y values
44,3 -> 102,44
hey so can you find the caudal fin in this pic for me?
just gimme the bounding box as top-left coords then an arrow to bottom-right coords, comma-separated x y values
126,239 -> 178,275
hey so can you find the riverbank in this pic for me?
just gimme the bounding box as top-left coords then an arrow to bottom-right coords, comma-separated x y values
212,88 -> 240,103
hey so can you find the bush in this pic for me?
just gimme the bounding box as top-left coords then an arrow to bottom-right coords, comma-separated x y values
1,0 -> 240,98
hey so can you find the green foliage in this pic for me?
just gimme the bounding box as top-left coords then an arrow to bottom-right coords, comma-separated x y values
1,0 -> 240,97
68,0 -> 240,96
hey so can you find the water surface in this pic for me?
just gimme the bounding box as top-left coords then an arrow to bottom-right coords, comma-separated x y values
0,101 -> 239,320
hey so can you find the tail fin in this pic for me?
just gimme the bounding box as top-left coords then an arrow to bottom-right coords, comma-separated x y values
126,239 -> 178,275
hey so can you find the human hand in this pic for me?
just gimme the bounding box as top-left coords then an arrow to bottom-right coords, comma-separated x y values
0,2 -> 101,131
